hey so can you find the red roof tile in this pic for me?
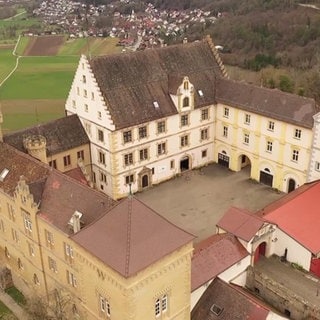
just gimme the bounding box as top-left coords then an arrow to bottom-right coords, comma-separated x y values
65,168 -> 89,186
72,197 -> 194,278
262,180 -> 320,254
217,207 -> 265,242
191,278 -> 269,320
191,234 -> 248,291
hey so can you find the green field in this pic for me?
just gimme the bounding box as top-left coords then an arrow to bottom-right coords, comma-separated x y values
0,35 -> 121,132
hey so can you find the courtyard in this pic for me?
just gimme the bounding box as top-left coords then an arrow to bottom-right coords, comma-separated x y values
136,164 -> 284,243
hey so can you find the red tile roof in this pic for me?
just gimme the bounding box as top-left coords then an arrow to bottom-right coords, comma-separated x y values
191,278 -> 269,320
65,167 -> 89,186
191,234 -> 248,291
39,171 -> 115,235
262,180 -> 320,254
217,207 -> 265,242
72,197 -> 194,278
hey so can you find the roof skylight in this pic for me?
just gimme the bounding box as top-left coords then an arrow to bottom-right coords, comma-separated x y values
0,168 -> 9,182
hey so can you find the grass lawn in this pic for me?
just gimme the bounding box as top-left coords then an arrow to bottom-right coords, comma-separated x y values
5,287 -> 26,305
0,47 -> 16,83
0,299 -> 14,316
0,55 -> 78,99
15,35 -> 29,55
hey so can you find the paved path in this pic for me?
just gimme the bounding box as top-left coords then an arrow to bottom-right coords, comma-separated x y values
0,289 -> 29,319
136,164 -> 284,243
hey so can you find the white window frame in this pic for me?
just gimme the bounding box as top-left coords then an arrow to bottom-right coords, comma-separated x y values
268,121 -> 274,131
294,128 -> 302,139
292,149 -> 299,162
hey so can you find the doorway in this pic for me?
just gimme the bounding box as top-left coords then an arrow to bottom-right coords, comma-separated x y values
259,168 -> 273,187
180,156 -> 190,172
287,178 -> 296,193
142,174 -> 149,188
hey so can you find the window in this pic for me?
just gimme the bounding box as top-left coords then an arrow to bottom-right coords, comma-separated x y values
28,243 -> 35,257
138,126 -> 147,139
157,121 -> 166,134
183,97 -> 189,108
23,211 -> 32,235
181,114 -> 189,127
124,153 -> 133,166
123,130 -> 132,143
91,92 -> 95,100
7,204 -> 15,221
266,141 -> 273,152
125,174 -> 134,185
84,122 -> 91,136
201,108 -> 209,120
67,270 -> 77,287
244,133 -> 249,145
64,243 -> 74,261
76,87 -> 80,95
49,160 -> 57,169
11,228 -> 19,243
315,161 -> 320,171
99,295 -> 110,317
223,126 -> 228,137
268,121 -> 274,131
294,128 -> 301,139
83,89 -> 87,98
48,257 -> 57,273
157,142 -> 166,155
98,151 -> 106,165
5,247 -> 10,259
183,81 -> 189,90
45,230 -> 54,248
201,128 -> 208,141
100,172 -> 107,183
170,160 -> 175,169
77,150 -> 84,160
223,107 -> 229,118
292,149 -> 299,162
98,129 -> 104,143
245,114 -> 251,124
84,104 -> 88,112
181,135 -> 189,147
72,100 -> 76,108
210,304 -> 223,316
139,148 -> 148,161
63,155 -> 71,167
202,150 -> 207,158
98,111 -> 102,119
18,258 -> 23,270
33,273 -> 40,285
82,75 -> 86,83
155,295 -> 168,317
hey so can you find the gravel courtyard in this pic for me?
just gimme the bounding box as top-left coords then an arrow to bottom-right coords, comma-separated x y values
136,164 -> 284,243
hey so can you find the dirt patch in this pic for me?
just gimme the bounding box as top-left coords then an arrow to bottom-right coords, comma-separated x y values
24,36 -> 64,56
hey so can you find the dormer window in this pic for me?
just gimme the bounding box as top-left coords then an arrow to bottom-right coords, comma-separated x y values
183,97 -> 189,108
184,81 -> 189,90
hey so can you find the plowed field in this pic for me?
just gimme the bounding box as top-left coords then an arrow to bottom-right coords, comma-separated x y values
24,35 -> 64,56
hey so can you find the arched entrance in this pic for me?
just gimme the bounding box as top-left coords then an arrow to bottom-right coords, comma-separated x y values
142,174 -> 149,188
218,150 -> 229,168
259,168 -> 273,187
238,154 -> 251,176
180,155 -> 190,172
287,178 -> 296,193
138,167 -> 152,191
254,242 -> 267,263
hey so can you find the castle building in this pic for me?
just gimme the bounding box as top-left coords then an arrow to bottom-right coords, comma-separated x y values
0,142 -> 194,319
65,36 -> 319,199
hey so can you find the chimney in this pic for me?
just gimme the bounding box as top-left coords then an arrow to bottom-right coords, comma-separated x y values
183,37 -> 188,44
71,211 -> 82,234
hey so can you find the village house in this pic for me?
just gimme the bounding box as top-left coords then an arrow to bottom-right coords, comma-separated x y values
65,36 -> 319,200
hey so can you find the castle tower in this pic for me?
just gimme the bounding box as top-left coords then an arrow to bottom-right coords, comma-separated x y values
23,135 -> 48,164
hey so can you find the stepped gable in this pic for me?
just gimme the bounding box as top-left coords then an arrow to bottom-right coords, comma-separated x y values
72,196 -> 194,278
0,142 -> 50,196
39,170 -> 116,235
89,37 -> 225,129
216,78 -> 317,128
4,114 -> 89,156
191,233 -> 248,291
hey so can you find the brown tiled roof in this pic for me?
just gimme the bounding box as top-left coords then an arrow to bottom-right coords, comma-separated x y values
191,278 -> 269,320
39,170 -> 116,235
217,207 -> 264,242
191,234 -> 248,291
0,142 -> 50,196
4,114 -> 89,156
72,197 -> 194,278
89,38 -> 224,129
216,78 -> 317,128
65,167 -> 89,186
